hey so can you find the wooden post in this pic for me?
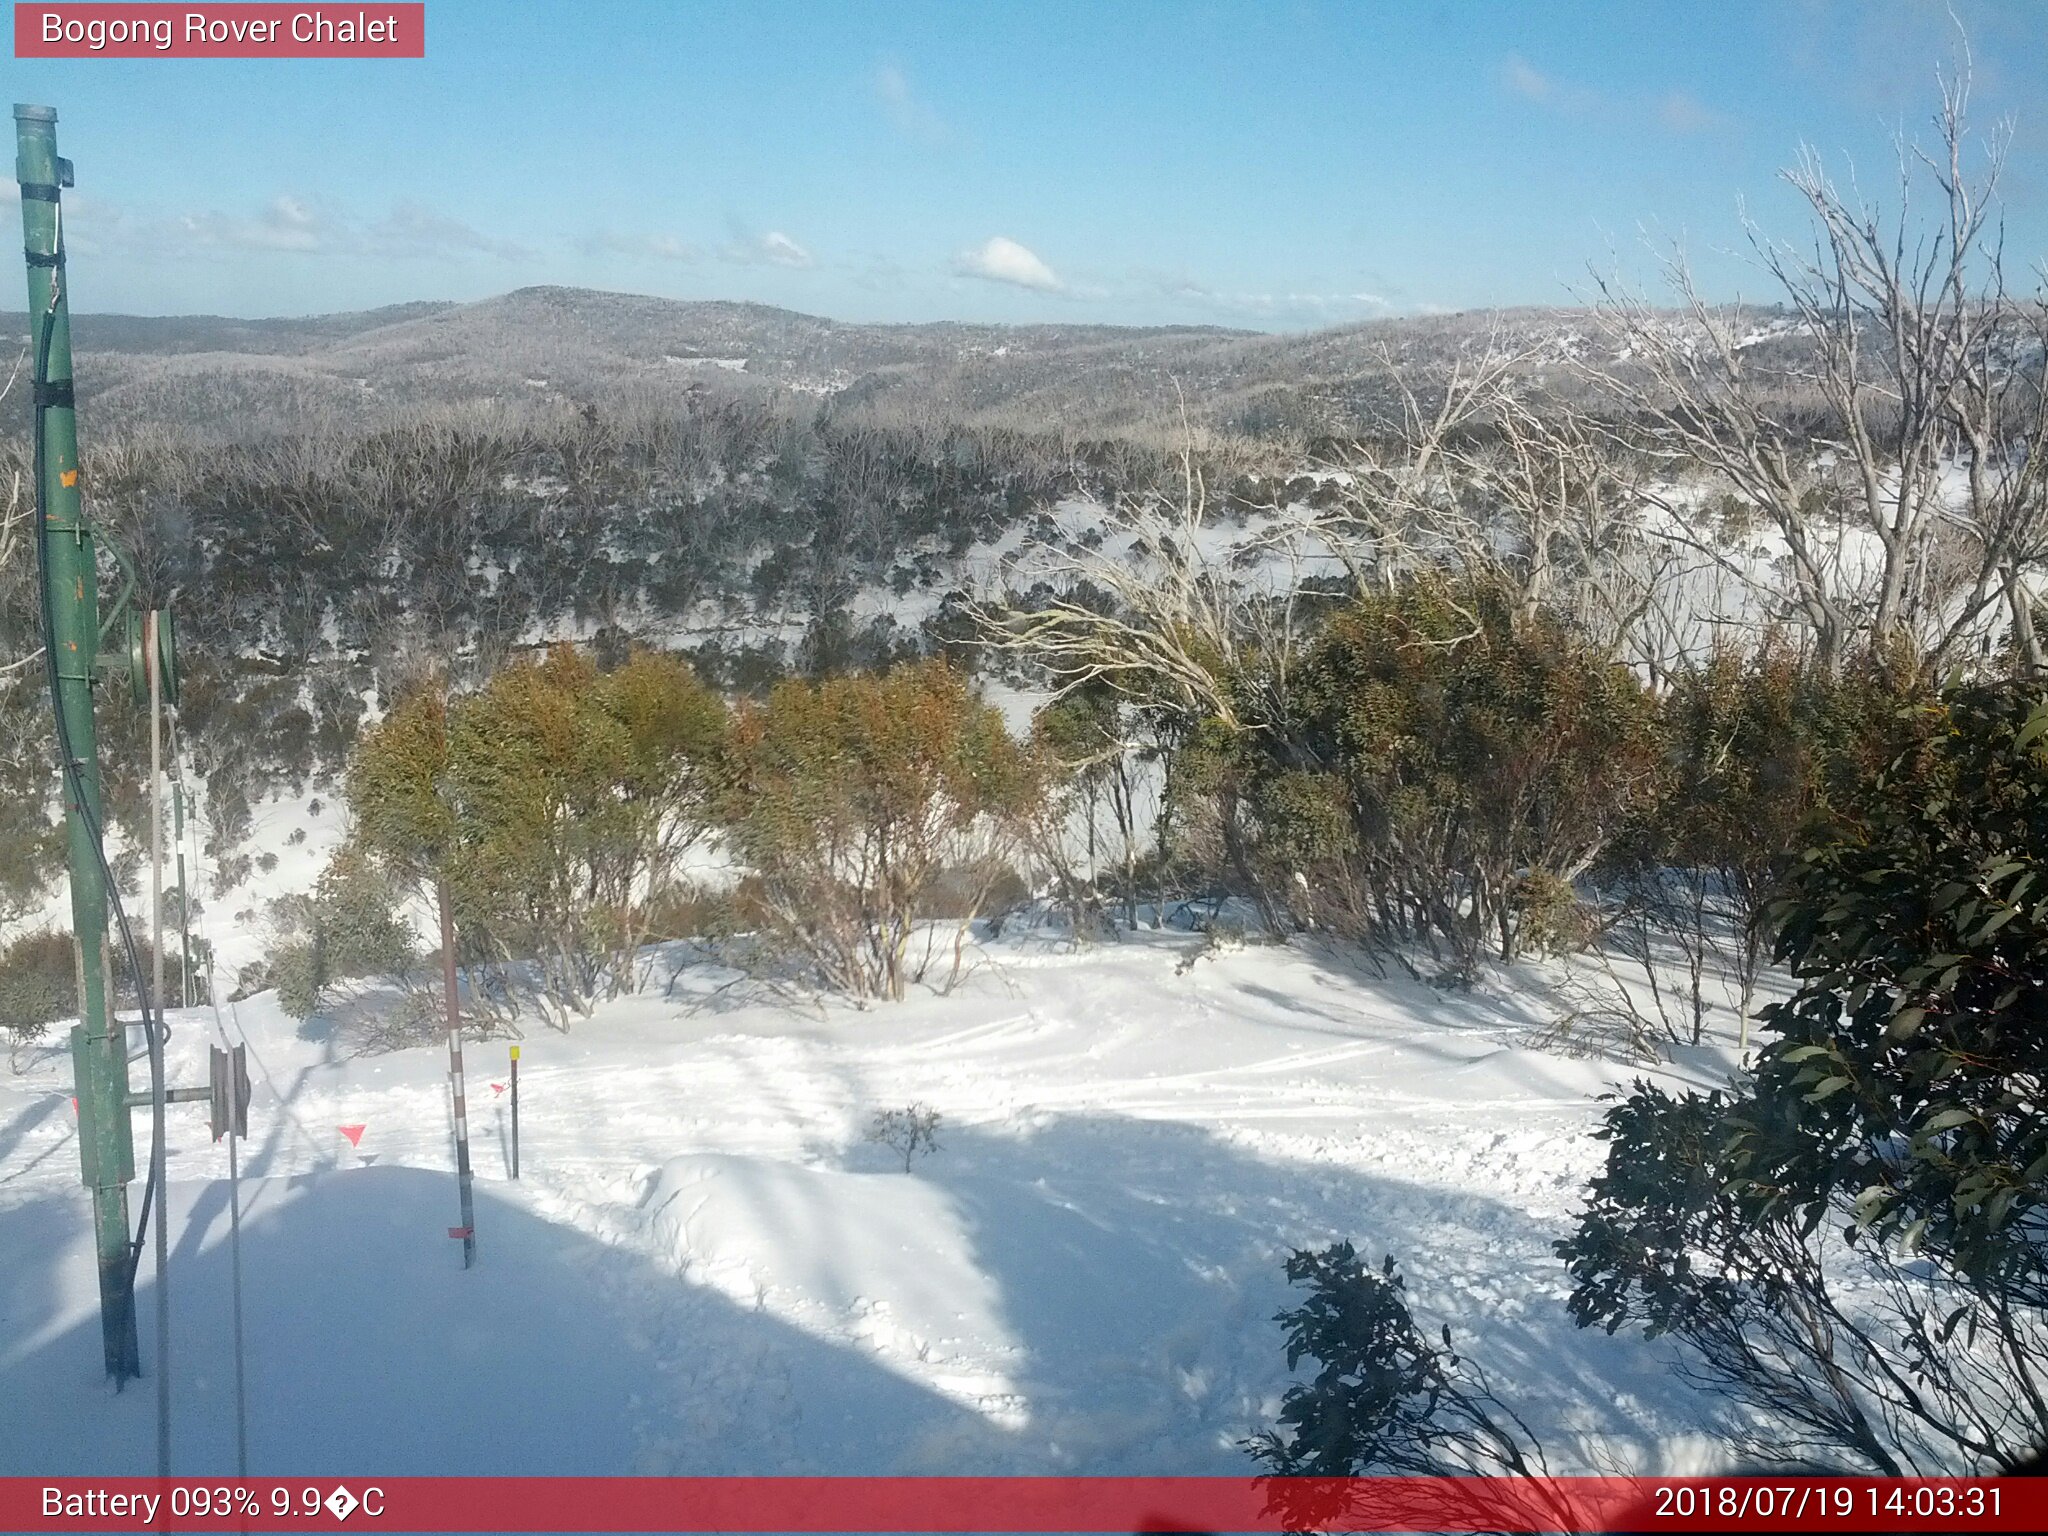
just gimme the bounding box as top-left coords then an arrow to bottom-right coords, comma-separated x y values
509,1045 -> 520,1180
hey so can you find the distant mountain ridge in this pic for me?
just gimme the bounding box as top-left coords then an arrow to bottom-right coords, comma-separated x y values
7,286 -> 1246,363
3,285 -> 1785,441
3,299 -> 462,355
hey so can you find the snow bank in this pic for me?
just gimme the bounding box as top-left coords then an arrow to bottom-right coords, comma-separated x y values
1,927 -> 1740,1478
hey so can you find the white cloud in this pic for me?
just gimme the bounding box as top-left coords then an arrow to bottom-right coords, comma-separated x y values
581,230 -> 702,262
874,60 -> 948,143
954,236 -> 1061,292
1133,269 -> 1395,325
270,196 -> 318,231
1503,54 -> 1554,103
846,255 -> 910,292
583,221 -> 812,270
756,230 -> 813,268
720,227 -> 814,268
1201,291 -> 1394,325
97,194 -> 528,262
173,195 -> 332,253
371,200 -> 530,260
1502,54 -> 1728,136
1657,91 -> 1726,134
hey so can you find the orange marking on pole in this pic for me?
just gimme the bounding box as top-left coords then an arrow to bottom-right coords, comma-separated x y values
60,468 -> 77,487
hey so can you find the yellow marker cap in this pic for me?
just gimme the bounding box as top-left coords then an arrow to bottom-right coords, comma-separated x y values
510,1045 -> 521,1060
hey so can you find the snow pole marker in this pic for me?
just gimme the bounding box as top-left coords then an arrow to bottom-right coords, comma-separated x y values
508,1045 -> 519,1180
437,877 -> 477,1268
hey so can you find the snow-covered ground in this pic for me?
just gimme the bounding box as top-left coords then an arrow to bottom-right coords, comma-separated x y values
0,923 -> 1747,1478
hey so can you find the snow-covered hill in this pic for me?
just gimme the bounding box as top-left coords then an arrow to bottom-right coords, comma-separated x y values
0,923 -> 1745,1477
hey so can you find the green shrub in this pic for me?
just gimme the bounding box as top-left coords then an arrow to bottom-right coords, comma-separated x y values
1245,1241 -> 1550,1528
1602,641 -> 1932,1043
720,659 -> 1040,1001
1241,578 -> 1664,968
0,931 -> 76,1068
348,645 -> 727,1024
1559,684 -> 2048,1472
266,847 -> 416,1021
444,644 -> 727,1017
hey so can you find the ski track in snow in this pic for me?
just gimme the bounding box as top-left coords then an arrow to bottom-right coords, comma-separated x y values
0,930 -> 1741,1477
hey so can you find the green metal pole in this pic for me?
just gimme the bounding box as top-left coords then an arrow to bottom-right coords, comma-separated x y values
17,103 -> 139,1382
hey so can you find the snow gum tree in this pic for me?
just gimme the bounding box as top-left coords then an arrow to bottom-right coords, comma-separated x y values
344,646 -> 727,1026
347,680 -> 460,908
1029,679 -> 1160,931
342,679 -> 476,1031
1232,577 -> 1664,971
447,644 -> 727,1018
1591,66 -> 2048,677
720,659 -> 1040,1003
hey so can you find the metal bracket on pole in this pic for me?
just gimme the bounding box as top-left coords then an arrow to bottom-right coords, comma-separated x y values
126,607 -> 180,707
208,1045 -> 252,1142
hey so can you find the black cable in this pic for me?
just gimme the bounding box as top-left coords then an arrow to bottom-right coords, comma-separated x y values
30,289 -> 166,1302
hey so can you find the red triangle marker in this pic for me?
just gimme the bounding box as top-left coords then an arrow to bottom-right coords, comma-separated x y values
338,1124 -> 366,1148
490,1082 -> 506,1096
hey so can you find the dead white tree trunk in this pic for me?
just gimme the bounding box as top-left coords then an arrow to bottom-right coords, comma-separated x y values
1586,61 -> 2048,677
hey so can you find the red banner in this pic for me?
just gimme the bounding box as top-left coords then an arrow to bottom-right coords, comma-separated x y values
0,1476 -> 2037,1533
14,4 -> 424,58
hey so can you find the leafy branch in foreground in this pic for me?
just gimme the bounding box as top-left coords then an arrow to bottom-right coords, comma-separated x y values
1246,1243 -> 1569,1532
1559,686 -> 2048,1473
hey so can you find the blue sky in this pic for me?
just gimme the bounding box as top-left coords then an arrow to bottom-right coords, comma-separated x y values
6,0 -> 2046,328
